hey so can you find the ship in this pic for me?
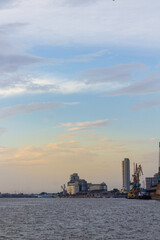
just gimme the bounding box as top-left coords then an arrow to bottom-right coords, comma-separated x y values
138,188 -> 151,200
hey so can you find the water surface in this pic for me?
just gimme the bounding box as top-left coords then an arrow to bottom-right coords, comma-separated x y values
0,198 -> 159,239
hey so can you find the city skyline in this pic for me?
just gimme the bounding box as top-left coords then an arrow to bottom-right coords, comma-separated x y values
0,0 -> 160,193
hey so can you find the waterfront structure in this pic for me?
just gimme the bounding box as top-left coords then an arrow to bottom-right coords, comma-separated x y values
153,142 -> 160,199
79,179 -> 88,192
146,173 -> 158,190
88,182 -> 107,191
122,158 -> 130,192
70,173 -> 79,182
67,182 -> 79,195
66,173 -> 107,195
67,173 -> 88,195
67,173 -> 80,195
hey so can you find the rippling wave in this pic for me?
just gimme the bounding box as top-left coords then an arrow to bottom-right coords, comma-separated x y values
0,198 -> 159,239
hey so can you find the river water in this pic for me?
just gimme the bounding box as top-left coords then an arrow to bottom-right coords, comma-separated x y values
0,198 -> 159,240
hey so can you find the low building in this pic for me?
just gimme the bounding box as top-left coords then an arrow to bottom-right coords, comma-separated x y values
88,182 -> 107,191
79,179 -> 88,192
146,173 -> 158,190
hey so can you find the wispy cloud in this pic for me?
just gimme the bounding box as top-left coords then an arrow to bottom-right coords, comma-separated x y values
0,54 -> 47,73
132,98 -> 160,110
0,23 -> 28,54
58,132 -> 101,140
0,0 -> 159,97
0,74 -> 103,96
82,63 -> 146,83
0,102 -> 78,120
0,138 -> 127,166
0,62 -> 148,97
60,119 -> 117,131
107,72 -> 160,96
0,63 -> 158,97
70,49 -> 109,63
41,49 -> 109,65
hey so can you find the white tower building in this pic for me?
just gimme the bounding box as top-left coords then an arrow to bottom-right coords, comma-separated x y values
122,158 -> 130,191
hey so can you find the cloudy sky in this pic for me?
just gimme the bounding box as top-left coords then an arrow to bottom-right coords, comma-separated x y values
0,0 -> 159,193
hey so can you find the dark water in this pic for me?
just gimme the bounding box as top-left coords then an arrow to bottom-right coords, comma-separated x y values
0,198 -> 159,240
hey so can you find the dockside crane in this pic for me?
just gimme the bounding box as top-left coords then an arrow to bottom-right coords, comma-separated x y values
61,184 -> 67,196
131,163 -> 143,186
128,163 -> 143,198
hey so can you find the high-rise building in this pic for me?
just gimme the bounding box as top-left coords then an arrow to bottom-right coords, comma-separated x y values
122,158 -> 130,191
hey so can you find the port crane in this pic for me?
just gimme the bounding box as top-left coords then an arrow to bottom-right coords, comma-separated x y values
61,184 -> 67,196
128,163 -> 143,198
131,163 -> 143,186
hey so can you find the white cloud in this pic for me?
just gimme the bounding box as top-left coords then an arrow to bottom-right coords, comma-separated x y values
0,1 -> 159,97
0,63 -> 146,96
0,73 -> 117,96
0,0 -> 160,48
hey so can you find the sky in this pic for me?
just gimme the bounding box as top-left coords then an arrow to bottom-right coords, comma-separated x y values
0,0 -> 160,193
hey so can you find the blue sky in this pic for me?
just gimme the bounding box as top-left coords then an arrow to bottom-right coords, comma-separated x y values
0,0 -> 160,192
